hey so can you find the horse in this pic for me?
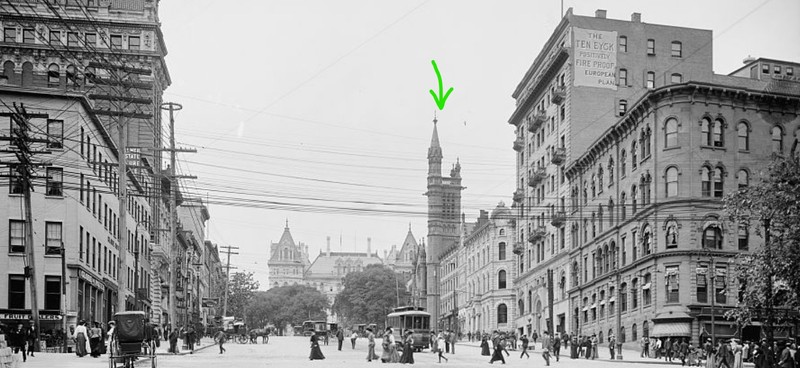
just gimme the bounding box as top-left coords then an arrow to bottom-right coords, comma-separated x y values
248,328 -> 270,344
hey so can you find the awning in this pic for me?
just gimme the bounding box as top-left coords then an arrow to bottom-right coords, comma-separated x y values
651,322 -> 691,337
642,283 -> 651,290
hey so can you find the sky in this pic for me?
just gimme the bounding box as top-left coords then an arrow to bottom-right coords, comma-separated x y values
156,0 -> 800,289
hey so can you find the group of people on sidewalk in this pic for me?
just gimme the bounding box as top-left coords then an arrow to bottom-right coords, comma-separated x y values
4,323 -> 37,362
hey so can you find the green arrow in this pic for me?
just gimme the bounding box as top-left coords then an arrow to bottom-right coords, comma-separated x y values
429,59 -> 454,110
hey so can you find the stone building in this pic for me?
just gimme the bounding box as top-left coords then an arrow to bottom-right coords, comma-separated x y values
267,221 -> 311,288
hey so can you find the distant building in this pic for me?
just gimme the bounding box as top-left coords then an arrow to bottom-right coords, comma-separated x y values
383,226 -> 419,277
267,221 -> 311,288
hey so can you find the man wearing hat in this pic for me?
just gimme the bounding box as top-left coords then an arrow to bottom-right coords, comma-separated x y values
366,327 -> 378,362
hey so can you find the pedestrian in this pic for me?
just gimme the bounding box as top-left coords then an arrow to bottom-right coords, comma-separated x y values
388,328 -> 400,363
351,330 -> 358,349
214,329 -> 227,354
366,327 -> 379,362
532,330 -> 539,344
519,334 -> 530,359
168,327 -> 179,354
489,332 -> 506,364
448,329 -> 456,354
665,337 -> 674,362
553,334 -> 561,362
733,339 -> 744,368
436,333 -> 448,363
718,340 -> 732,368
336,328 -> 344,351
309,333 -> 325,360
511,331 -> 517,351
609,334 -> 616,360
641,335 -> 650,358
105,321 -> 116,356
25,325 -> 36,358
381,328 -> 393,363
705,338 -> 716,368
591,334 -> 598,359
430,331 -> 438,354
89,321 -> 103,357
680,338 -> 690,366
8,323 -> 28,362
480,333 -> 490,356
584,335 -> 592,359
753,341 -> 764,368
444,330 -> 450,354
655,337 -> 663,359
468,332 -> 472,342
399,329 -> 415,364
777,341 -> 793,368
571,335 -> 579,359
541,331 -> 551,353
73,320 -> 90,357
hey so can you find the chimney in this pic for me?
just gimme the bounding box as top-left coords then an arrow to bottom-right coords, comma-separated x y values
595,9 -> 606,19
326,236 -> 331,256
631,12 -> 641,23
367,237 -> 372,255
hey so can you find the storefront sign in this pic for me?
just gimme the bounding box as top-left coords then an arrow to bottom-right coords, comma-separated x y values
573,27 -> 618,90
0,312 -> 62,320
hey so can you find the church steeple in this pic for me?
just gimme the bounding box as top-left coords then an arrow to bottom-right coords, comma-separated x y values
428,116 -> 443,161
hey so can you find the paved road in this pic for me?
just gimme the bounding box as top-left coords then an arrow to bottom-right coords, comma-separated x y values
14,336 -> 698,368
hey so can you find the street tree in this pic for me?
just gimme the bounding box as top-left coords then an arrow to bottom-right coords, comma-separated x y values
333,264 -> 410,329
226,271 -> 260,320
247,285 -> 328,335
724,154 -> 800,343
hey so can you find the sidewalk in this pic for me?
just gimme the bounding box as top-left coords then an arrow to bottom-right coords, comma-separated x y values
153,337 -> 216,356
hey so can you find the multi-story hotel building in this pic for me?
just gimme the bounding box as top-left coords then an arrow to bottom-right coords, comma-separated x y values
506,7 -> 799,346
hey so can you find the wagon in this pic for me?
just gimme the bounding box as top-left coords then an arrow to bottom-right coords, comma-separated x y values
108,311 -> 157,368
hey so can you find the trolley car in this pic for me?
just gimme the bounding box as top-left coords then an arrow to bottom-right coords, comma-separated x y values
108,311 -> 157,368
386,306 -> 431,351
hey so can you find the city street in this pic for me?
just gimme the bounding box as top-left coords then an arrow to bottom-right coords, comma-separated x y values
15,336 -> 701,368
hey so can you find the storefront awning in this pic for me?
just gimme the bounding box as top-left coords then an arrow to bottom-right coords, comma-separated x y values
651,322 -> 690,337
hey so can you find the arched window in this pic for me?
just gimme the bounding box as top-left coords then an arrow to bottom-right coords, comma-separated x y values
620,192 -> 627,220
632,323 -> 638,340
713,118 -> 724,147
641,172 -> 652,205
666,167 -> 679,197
598,205 -> 604,232
498,242 -> 506,261
703,225 -> 723,249
583,183 -> 588,205
631,278 -> 639,308
631,141 -> 638,169
608,199 -> 614,224
21,62 -> 33,87
737,169 -> 749,189
701,167 -> 712,197
591,174 -> 597,198
66,64 -> 77,87
737,122 -> 749,151
591,212 -> 596,238
608,157 -> 614,183
666,221 -> 678,248
603,244 -> 609,274
713,167 -> 724,198
620,327 -> 626,343
610,240 -> 617,270
631,185 -> 638,213
665,118 -> 678,148
571,261 -> 579,287
772,126 -> 783,153
499,229 -> 505,236
598,166 -> 604,190
643,321 -> 650,338
701,117 -> 712,146
620,283 -> 628,311
84,66 -> 96,85
2,61 -> 14,85
642,226 -> 652,255
498,270 -> 507,289
518,299 -> 525,315
620,149 -> 627,176
47,63 -> 60,87
497,304 -> 508,324
641,127 -> 651,158
528,289 -> 533,312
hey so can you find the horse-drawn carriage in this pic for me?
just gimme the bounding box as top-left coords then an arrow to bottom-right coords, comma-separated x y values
107,311 -> 157,368
220,321 -> 270,344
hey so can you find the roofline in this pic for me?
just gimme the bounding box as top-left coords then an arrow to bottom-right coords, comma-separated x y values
512,10 -> 571,98
728,57 -> 800,76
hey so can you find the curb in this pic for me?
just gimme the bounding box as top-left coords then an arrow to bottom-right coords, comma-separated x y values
155,341 -> 216,356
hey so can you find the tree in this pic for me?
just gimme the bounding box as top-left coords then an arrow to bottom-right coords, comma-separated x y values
333,264 -> 411,329
724,154 -> 800,344
246,285 -> 328,335
226,271 -> 259,320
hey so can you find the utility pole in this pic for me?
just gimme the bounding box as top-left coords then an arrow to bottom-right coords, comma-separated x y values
61,241 -> 67,353
547,268 -> 554,334
220,245 -> 239,316
0,103 -> 50,351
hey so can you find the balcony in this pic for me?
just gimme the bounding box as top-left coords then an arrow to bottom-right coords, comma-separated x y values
513,137 -> 524,152
513,188 -> 524,203
551,211 -> 566,227
513,243 -> 525,255
528,227 -> 547,243
551,85 -> 566,104
527,112 -> 547,133
528,167 -> 547,187
551,147 -> 566,165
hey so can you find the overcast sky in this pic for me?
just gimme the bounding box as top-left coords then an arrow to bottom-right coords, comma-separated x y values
157,0 -> 800,289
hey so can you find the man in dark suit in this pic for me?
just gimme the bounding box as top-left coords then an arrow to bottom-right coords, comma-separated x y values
336,328 -> 344,351
8,323 -> 28,362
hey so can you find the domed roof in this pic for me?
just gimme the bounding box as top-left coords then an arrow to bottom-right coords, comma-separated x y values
490,201 -> 511,220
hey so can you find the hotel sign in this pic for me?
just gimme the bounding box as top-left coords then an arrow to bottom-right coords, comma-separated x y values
572,27 -> 618,90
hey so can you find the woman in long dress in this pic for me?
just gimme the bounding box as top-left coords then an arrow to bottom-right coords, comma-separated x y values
732,339 -> 743,368
704,339 -> 716,368
480,334 -> 490,356
489,336 -> 506,364
398,330 -> 414,364
73,320 -> 90,357
388,329 -> 400,363
309,334 -> 325,360
89,322 -> 103,357
380,328 -> 392,363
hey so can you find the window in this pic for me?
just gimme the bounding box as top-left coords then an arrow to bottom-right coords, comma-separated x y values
787,67 -> 794,76
498,242 -> 506,260
665,118 -> 678,147
774,65 -> 781,74
618,68 -> 628,86
646,39 -> 655,55
738,122 -> 749,150
618,99 -> 627,116
665,266 -> 679,303
646,72 -> 655,88
110,35 -> 123,48
671,41 -> 682,57
671,73 -> 682,83
9,220 -> 25,253
608,157 -> 614,183
738,169 -> 749,189
620,149 -> 627,177
620,283 -> 628,312
46,167 -> 63,196
45,222 -> 62,255
642,226 -> 652,255
620,192 -> 627,220
619,36 -> 627,52
631,185 -> 638,213
771,126 -> 783,153
703,225 -> 722,249
128,36 -> 140,50
9,165 -> 23,194
631,141 -> 637,169
738,223 -> 749,251
632,323 -> 638,340
713,167 -> 724,198
47,119 -> 63,148
631,278 -> 639,308
49,31 -> 60,45
619,327 -> 626,343
701,167 -> 712,197
8,275 -> 25,309
4,28 -> 17,43
66,65 -> 77,87
701,118 -> 712,146
23,29 -> 35,44
643,273 -> 652,306
85,33 -> 97,47
712,119 -> 724,147
47,64 -> 60,87
67,32 -> 79,47
498,270 -> 507,289
762,64 -> 770,74
85,66 -> 96,84
666,221 -> 678,248
715,266 -> 727,304
45,276 -> 61,310
696,265 -> 708,303
497,304 -> 508,324
598,167 -> 604,191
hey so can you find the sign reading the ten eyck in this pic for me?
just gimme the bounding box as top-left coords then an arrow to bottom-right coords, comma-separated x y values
572,27 -> 618,90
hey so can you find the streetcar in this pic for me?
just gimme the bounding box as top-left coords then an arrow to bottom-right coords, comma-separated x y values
386,306 -> 431,351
